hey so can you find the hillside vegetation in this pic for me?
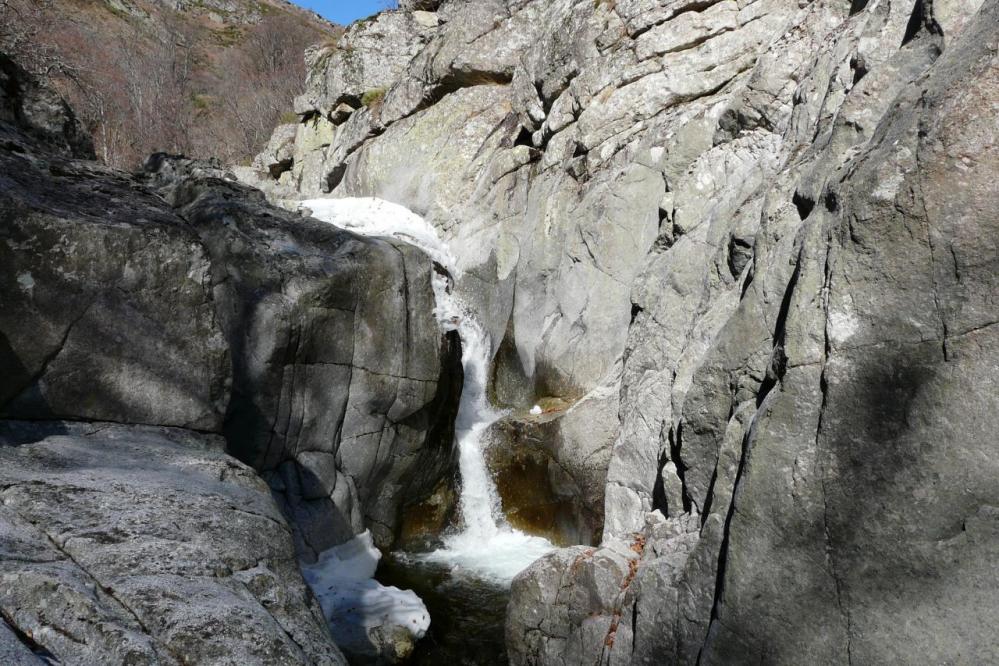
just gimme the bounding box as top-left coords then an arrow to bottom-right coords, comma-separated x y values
0,0 -> 339,168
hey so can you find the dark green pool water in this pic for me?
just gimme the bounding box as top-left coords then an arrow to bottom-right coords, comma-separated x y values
376,555 -> 511,666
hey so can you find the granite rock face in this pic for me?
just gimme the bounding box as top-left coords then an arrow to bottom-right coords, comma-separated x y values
0,421 -> 347,665
1,49 -> 462,556
487,395 -> 618,547
1,52 -> 461,663
142,155 -> 463,555
248,0 -> 998,662
0,53 -> 94,160
0,70 -> 230,433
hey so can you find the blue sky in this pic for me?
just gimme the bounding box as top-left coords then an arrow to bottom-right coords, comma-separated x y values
293,0 -> 389,25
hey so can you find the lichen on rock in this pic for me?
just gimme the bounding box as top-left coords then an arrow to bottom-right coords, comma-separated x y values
242,0 -> 999,663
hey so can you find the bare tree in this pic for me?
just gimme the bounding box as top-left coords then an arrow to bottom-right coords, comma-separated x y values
1,0 -> 329,168
198,13 -> 319,163
1,0 -> 80,80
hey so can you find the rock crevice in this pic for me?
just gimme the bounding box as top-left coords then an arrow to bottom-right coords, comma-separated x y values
240,0 -> 998,662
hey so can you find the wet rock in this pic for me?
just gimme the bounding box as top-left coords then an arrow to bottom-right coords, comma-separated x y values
487,405 -> 587,547
396,476 -> 459,551
487,393 -> 614,546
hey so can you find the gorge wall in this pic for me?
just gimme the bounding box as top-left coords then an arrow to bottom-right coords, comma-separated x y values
1,0 -> 996,661
0,50 -> 460,662
239,0 -> 999,663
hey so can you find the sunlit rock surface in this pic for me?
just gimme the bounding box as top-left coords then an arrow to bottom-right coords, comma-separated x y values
1,0 -> 997,659
0,421 -> 346,665
247,0 -> 999,662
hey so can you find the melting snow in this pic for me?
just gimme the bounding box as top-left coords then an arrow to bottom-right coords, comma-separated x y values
301,531 -> 430,652
301,197 -> 456,272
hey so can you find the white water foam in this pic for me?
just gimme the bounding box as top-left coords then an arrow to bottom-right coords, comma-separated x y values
416,308 -> 555,583
304,197 -> 554,585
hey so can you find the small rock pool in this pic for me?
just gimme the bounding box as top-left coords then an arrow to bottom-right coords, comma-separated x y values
377,554 -> 513,665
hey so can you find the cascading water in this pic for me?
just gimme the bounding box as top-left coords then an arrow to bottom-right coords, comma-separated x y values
303,197 -> 554,584
420,295 -> 555,582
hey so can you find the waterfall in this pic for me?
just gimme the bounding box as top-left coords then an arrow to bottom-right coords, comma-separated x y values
304,197 -> 553,584
446,311 -> 506,542
425,290 -> 554,583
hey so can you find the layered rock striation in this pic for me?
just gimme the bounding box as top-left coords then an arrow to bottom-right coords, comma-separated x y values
244,0 -> 999,662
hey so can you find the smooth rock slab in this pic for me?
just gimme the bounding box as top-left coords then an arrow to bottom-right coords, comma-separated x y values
143,156 -> 463,556
0,420 -> 345,665
0,123 -> 229,432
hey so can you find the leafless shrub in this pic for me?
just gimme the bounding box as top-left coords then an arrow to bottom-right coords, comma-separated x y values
1,0 -> 330,168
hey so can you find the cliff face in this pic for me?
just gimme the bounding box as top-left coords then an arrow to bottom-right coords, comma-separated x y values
245,0 -> 998,662
0,51 -> 460,662
3,0 -> 997,660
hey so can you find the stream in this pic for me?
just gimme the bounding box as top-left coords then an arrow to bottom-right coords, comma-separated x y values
376,555 -> 511,665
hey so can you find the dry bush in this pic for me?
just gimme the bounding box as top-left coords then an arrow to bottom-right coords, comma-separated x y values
197,13 -> 320,164
1,0 -> 331,168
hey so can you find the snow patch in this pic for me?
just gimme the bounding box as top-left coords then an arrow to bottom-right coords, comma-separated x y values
301,197 -> 457,274
301,531 -> 430,653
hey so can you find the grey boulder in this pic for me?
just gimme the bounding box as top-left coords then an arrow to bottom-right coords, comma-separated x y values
0,420 -> 346,665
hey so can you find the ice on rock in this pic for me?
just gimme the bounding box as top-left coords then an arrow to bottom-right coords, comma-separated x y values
301,197 -> 456,272
301,531 -> 430,654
